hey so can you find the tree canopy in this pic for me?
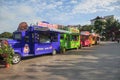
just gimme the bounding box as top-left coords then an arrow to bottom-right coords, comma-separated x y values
0,32 -> 12,38
93,17 -> 120,40
81,25 -> 94,32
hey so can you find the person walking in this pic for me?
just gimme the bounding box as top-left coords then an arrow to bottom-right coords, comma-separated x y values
117,38 -> 119,43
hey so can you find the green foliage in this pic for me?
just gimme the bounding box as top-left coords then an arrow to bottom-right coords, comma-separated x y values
81,25 -> 94,32
0,32 -> 12,38
93,16 -> 120,40
105,18 -> 120,39
0,41 -> 14,64
94,19 -> 106,33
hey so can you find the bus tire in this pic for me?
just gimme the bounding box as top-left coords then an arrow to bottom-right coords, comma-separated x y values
62,48 -> 66,54
76,47 -> 79,50
12,54 -> 21,64
52,49 -> 56,55
88,44 -> 91,47
61,48 -> 66,54
79,45 -> 82,49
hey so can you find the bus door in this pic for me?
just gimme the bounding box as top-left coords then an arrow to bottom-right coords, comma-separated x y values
71,35 -> 78,48
24,31 -> 34,56
60,34 -> 66,52
34,31 -> 53,55
65,34 -> 70,49
51,32 -> 60,52
13,32 -> 24,56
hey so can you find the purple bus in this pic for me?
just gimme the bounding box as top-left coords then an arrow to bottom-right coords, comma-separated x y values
8,22 -> 67,64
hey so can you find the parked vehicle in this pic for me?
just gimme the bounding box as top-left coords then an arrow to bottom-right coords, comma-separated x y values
5,22 -> 69,64
60,28 -> 80,53
80,31 -> 91,47
90,33 -> 100,45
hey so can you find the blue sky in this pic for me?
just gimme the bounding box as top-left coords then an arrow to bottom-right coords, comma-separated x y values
0,0 -> 120,33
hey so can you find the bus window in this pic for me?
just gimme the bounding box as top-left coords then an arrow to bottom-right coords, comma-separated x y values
24,35 -> 29,42
25,32 -> 34,42
72,35 -> 79,41
81,36 -> 85,41
60,35 -> 64,40
39,33 -> 51,43
35,33 -> 39,42
51,33 -> 58,42
13,33 -> 22,41
93,37 -> 95,40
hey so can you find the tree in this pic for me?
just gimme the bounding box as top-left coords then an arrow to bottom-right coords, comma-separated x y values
94,19 -> 106,34
0,32 -> 12,38
105,17 -> 120,40
81,25 -> 94,32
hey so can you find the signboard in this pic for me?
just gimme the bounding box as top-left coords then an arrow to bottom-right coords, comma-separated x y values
69,28 -> 79,33
37,21 -> 58,29
18,22 -> 28,31
34,26 -> 49,31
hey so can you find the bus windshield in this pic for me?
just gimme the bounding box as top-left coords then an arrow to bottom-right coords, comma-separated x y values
13,33 -> 22,40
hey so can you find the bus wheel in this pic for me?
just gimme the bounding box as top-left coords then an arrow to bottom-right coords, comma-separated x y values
89,44 -> 91,47
12,54 -> 21,64
79,45 -> 82,49
61,48 -> 66,54
76,47 -> 79,50
52,49 -> 56,55
62,48 -> 66,54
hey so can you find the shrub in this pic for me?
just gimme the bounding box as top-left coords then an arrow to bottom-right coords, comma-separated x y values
0,40 -> 14,64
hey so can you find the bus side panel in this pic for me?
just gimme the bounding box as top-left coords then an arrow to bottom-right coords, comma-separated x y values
12,42 -> 24,57
34,43 -> 53,55
51,34 -> 60,52
69,34 -> 80,49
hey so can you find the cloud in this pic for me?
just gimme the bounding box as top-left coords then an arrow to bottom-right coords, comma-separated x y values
114,16 -> 120,21
51,13 -> 73,23
72,0 -> 120,14
70,0 -> 78,4
18,6 -> 33,14
0,6 -> 16,20
0,3 -> 41,33
0,0 -> 120,33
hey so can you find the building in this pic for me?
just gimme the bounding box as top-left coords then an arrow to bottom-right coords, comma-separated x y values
90,15 -> 114,25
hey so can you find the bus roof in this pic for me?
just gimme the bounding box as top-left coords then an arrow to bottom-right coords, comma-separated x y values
81,31 -> 90,35
29,26 -> 71,34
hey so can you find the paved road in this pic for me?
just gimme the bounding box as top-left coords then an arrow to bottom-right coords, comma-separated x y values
0,42 -> 120,80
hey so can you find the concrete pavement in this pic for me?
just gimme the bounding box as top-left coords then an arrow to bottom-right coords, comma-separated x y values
0,42 -> 120,80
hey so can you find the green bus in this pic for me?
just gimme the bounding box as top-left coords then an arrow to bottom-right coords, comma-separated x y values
60,28 -> 81,53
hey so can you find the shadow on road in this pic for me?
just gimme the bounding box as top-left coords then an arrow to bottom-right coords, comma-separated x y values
27,42 -> 120,80
0,42 -> 120,80
34,56 -> 120,80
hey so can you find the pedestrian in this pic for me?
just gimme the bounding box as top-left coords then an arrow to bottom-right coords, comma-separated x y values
117,38 -> 119,43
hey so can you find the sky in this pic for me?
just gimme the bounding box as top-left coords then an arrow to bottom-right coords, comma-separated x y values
0,0 -> 120,33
